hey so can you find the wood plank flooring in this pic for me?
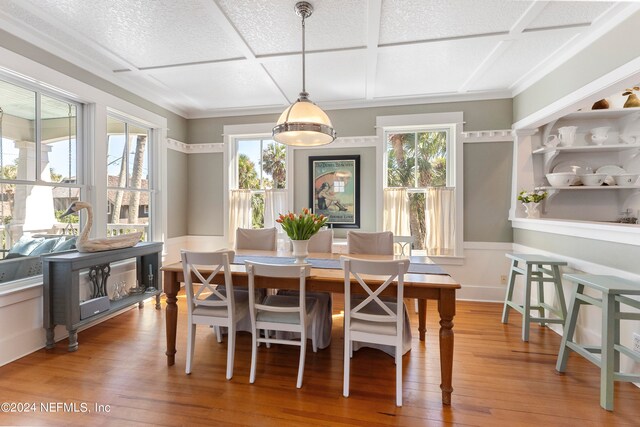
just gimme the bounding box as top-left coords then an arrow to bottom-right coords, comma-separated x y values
0,295 -> 638,426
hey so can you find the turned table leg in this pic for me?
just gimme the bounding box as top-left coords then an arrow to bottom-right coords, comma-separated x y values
418,299 -> 427,341
164,271 -> 179,366
438,289 -> 456,405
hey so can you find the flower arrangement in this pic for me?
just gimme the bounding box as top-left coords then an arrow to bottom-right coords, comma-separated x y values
277,208 -> 328,241
517,189 -> 547,204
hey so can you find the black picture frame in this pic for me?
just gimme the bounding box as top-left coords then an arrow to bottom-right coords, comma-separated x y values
309,155 -> 360,228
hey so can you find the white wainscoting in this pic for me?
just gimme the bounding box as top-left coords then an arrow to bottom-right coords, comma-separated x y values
513,243 -> 640,386
0,260 -> 146,367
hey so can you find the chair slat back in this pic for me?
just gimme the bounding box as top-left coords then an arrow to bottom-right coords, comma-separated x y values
181,250 -> 235,312
246,261 -> 311,321
342,257 -> 409,324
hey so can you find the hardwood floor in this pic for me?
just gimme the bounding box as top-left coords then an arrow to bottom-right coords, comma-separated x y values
0,295 -> 638,426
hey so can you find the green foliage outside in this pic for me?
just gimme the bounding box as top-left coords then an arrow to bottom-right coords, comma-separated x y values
238,142 -> 287,229
386,131 -> 448,250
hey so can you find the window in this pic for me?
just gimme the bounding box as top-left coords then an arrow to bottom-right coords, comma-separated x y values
0,76 -> 82,282
379,112 -> 463,259
106,115 -> 151,240
385,128 -> 450,252
235,138 -> 287,228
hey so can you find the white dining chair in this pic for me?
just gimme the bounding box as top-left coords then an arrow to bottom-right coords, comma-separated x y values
341,256 -> 410,406
246,261 -> 320,388
181,249 -> 249,379
307,229 -> 333,253
394,235 -> 420,313
236,227 -> 277,251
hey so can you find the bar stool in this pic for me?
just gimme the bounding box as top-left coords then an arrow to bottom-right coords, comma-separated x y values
556,274 -> 640,411
501,253 -> 568,341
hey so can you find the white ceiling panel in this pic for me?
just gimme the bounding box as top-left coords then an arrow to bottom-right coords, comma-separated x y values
526,1 -> 614,30
0,0 -> 125,71
375,38 -> 499,98
217,0 -> 367,55
264,50 -> 367,103
470,31 -> 578,91
19,0 -> 244,68
147,62 -> 285,110
379,0 -> 532,44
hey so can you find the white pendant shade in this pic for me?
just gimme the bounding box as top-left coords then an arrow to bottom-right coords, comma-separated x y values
273,98 -> 336,146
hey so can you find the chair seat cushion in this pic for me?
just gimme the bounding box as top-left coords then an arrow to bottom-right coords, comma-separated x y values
194,289 -> 249,319
257,295 -> 317,324
350,297 -> 399,336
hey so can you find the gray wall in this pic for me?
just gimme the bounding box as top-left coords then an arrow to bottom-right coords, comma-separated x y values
166,150 -> 188,238
513,11 -> 640,123
187,99 -> 514,241
515,229 -> 640,275
187,153 -> 224,235
293,147 -> 376,239
464,142 -> 513,242
188,99 -> 513,143
0,28 -> 188,141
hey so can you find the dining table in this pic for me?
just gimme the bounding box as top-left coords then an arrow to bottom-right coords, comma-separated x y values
161,250 -> 461,405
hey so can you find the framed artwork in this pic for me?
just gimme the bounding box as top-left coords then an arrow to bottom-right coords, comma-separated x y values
309,155 -> 360,228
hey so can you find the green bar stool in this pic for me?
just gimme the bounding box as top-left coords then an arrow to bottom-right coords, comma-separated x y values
556,274 -> 640,411
501,253 -> 568,341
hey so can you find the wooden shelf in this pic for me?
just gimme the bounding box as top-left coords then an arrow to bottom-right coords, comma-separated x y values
536,185 -> 640,190
533,143 -> 640,155
561,108 -> 640,121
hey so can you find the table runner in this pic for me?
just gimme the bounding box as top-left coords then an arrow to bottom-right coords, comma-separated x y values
232,254 -> 448,275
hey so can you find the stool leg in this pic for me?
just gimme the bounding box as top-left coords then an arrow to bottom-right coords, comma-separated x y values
522,264 -> 533,342
501,259 -> 518,323
536,266 -> 546,326
601,293 -> 615,411
552,265 -> 567,322
557,283 -> 583,373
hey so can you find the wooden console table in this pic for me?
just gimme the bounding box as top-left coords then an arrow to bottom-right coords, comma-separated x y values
42,242 -> 163,351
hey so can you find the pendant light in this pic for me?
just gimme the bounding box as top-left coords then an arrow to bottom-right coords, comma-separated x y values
272,1 -> 336,146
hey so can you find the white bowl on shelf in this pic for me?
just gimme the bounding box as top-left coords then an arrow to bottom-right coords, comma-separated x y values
546,172 -> 576,187
613,174 -> 639,187
579,173 -> 607,186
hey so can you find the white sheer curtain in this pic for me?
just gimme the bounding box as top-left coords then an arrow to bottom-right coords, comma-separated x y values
383,188 -> 411,255
425,187 -> 456,256
228,189 -> 252,247
264,189 -> 288,231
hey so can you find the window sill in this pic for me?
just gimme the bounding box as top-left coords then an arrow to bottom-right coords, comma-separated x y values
0,276 -> 43,308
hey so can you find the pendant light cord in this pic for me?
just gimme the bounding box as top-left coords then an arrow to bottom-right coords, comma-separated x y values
301,14 -> 306,96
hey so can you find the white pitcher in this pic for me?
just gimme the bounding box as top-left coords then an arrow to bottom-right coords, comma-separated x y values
557,126 -> 577,147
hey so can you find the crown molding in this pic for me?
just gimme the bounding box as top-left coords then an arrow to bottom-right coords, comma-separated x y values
292,136 -> 379,150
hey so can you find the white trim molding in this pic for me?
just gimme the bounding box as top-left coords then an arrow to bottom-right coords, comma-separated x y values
511,217 -> 640,246
294,136 -> 378,150
166,138 -> 224,154
462,130 -> 513,143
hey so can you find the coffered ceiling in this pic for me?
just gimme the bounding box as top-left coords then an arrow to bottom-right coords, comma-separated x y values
0,0 -> 637,119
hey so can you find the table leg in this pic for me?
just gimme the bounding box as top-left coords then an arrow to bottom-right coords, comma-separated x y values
418,299 -> 427,341
438,289 -> 456,405
164,271 -> 179,366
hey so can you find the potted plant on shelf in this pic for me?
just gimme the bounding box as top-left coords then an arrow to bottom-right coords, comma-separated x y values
277,208 -> 328,263
517,190 -> 548,219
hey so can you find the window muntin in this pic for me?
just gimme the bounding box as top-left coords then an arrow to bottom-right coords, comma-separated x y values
236,138 -> 286,228
106,115 -> 151,240
385,128 -> 451,252
0,77 -> 82,282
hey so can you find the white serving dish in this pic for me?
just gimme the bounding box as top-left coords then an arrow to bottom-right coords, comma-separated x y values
546,172 -> 576,187
613,174 -> 639,187
579,173 -> 607,186
596,165 -> 626,185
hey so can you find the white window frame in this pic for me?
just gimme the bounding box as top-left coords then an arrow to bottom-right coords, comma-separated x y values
106,111 -> 154,240
376,112 -> 464,260
0,46 -> 167,293
224,123 -> 294,241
